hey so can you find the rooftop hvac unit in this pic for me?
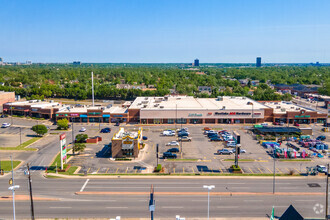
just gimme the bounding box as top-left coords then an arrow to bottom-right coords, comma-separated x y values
137,102 -> 142,105
242,97 -> 246,99
176,97 -> 181,100
276,106 -> 281,109
296,107 -> 300,110
101,107 -> 105,110
291,107 -> 294,109
142,100 -> 148,104
281,108 -> 286,112
164,96 -> 169,101
143,105 -> 147,108
160,106 -> 164,108
37,100 -> 41,102
217,96 -> 223,101
222,106 -> 226,110
144,97 -> 148,100
29,100 -> 33,103
66,107 -> 70,110
49,100 -> 54,103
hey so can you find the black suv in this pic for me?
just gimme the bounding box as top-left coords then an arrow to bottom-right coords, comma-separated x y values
167,148 -> 179,153
101,128 -> 111,133
163,152 -> 177,159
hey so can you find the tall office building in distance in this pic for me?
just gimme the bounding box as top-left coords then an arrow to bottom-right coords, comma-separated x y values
256,57 -> 261,67
194,58 -> 199,67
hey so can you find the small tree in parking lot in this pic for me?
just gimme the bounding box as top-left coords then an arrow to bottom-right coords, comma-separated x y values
57,118 -> 69,130
75,134 -> 88,143
32,124 -> 48,136
73,143 -> 86,154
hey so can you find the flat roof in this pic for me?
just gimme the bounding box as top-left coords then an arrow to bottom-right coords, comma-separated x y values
7,100 -> 60,108
56,105 -> 127,114
255,127 -> 301,133
129,96 -> 268,111
112,127 -> 138,140
263,101 -> 312,114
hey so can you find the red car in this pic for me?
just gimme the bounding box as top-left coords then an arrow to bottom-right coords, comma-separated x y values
294,122 -> 300,127
273,122 -> 279,125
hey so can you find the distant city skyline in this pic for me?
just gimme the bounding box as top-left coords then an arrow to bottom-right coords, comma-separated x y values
0,0 -> 329,63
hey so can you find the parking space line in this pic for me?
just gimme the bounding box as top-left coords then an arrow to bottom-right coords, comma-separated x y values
266,167 -> 272,174
294,168 -> 300,174
95,168 -> 100,174
182,167 -> 184,174
257,168 -> 263,174
285,168 -> 290,173
106,168 -> 109,174
249,168 -> 254,174
192,168 -> 195,174
219,167 -> 223,174
87,168 -> 91,173
135,169 -> 137,174
173,168 -> 175,174
125,167 -> 128,174
115,168 -> 119,174
276,168 -> 283,174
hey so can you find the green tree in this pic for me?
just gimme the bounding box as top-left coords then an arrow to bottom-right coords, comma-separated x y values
75,134 -> 88,143
73,143 -> 86,154
57,118 -> 69,130
31,124 -> 48,136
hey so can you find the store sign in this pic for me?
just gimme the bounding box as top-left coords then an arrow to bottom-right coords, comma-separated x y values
113,115 -> 123,117
295,115 -> 311,118
188,113 -> 202,117
56,114 -> 67,117
88,112 -> 101,115
122,137 -> 134,150
214,112 -> 251,116
70,113 -> 79,117
59,133 -> 66,170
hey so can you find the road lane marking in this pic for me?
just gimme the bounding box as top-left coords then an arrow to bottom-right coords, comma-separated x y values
257,168 -> 263,174
244,200 -> 263,202
285,168 -> 290,173
266,167 -> 272,173
295,200 -> 316,202
249,168 -> 254,174
80,179 -> 90,192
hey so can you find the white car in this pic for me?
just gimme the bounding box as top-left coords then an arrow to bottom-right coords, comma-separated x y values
79,127 -> 86,132
1,123 -> 11,128
163,131 -> 175,136
232,148 -> 246,153
166,141 -> 180,146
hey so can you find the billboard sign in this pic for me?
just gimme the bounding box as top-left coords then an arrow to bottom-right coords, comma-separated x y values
59,133 -> 67,170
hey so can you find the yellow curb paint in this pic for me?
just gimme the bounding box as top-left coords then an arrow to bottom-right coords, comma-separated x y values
285,168 -> 290,173
125,167 -> 128,174
249,168 -> 254,174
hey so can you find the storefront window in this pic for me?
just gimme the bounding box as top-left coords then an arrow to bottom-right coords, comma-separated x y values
122,149 -> 134,156
103,117 -> 110,123
141,119 -> 147,124
81,118 -> 88,123
189,119 -> 202,124
167,119 -> 174,124
154,119 -> 161,124
176,118 -> 187,124
89,118 -> 100,123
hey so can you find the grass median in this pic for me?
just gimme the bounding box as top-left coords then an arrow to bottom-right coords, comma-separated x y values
47,152 -> 78,175
0,137 -> 40,151
0,161 -> 21,171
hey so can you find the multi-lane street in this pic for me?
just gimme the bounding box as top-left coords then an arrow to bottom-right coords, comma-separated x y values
0,176 -> 328,219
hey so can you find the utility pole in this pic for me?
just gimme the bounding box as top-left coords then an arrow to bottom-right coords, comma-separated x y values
273,150 -> 276,194
26,164 -> 35,220
19,127 -> 22,145
326,163 -> 329,220
156,144 -> 159,167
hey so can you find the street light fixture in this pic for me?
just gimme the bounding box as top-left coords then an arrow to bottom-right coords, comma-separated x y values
203,185 -> 215,220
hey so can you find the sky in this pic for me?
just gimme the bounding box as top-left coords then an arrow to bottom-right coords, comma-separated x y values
0,0 -> 330,63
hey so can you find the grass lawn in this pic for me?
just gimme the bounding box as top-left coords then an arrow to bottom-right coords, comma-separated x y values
223,159 -> 255,162
47,151 -> 78,175
0,161 -> 21,171
0,137 -> 40,151
166,159 -> 199,162
279,159 -> 312,162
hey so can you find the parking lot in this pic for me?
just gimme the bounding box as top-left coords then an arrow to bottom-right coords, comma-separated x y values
64,123 -> 329,175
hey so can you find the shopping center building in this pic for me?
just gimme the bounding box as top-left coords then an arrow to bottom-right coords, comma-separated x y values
127,96 -> 273,124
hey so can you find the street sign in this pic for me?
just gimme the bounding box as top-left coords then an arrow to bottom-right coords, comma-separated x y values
59,133 -> 67,170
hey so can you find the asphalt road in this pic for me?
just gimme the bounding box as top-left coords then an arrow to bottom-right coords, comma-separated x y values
0,176 -> 328,219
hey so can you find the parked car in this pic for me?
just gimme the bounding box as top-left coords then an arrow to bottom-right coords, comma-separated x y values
142,136 -> 148,140
1,123 -> 11,128
273,122 -> 279,125
232,148 -> 246,153
217,149 -> 233,155
316,135 -> 326,141
280,122 -> 285,126
100,127 -> 111,133
316,165 -> 328,173
210,137 -> 222,142
204,127 -> 211,131
115,122 -> 120,126
163,131 -> 175,136
204,130 -> 216,135
227,142 -> 236,147
0,114 -> 8,118
178,132 -> 189,137
294,122 -> 300,127
166,141 -> 180,146
163,152 -> 177,159
178,136 -> 192,142
79,127 -> 86,132
177,128 -> 188,132
261,123 -> 268,126
208,133 -> 218,138
167,148 -> 179,153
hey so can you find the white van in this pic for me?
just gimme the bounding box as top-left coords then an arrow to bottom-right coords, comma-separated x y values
226,141 -> 236,147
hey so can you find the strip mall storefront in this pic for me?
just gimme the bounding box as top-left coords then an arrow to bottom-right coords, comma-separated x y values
273,109 -> 327,124
56,110 -> 128,123
139,109 -> 266,124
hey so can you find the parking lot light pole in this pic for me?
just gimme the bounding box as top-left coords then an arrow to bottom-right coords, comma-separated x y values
326,163 -> 329,220
203,185 -> 215,220
273,150 -> 276,194
72,117 -> 75,155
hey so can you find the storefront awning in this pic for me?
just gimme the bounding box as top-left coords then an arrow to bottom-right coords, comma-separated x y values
3,108 -> 8,111
103,114 -> 110,117
24,109 -> 29,112
80,115 -> 88,118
